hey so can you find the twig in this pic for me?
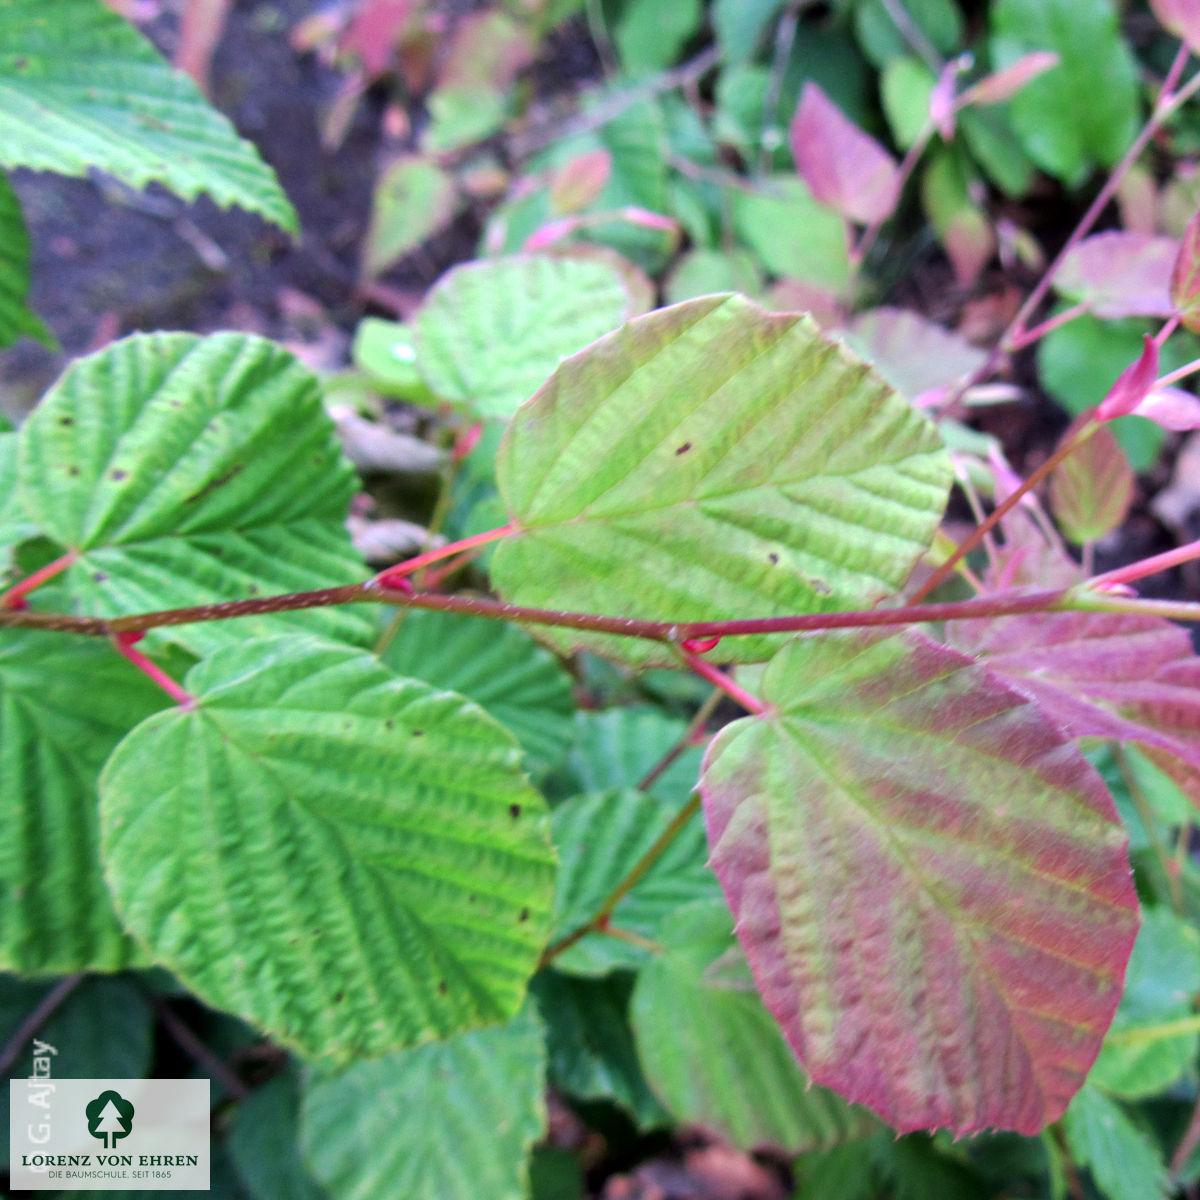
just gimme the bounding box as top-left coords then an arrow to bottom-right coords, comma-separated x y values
636,688 -> 723,792
6,580 -> 1200,641
0,975 -> 83,1079
540,793 -> 702,966
150,994 -> 248,1101
757,1 -> 803,175
511,46 -> 721,160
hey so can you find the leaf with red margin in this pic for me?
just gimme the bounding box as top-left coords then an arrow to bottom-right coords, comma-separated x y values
700,628 -> 1139,1136
946,605 -> 1200,806
1055,232 -> 1178,319
1173,208 -> 1200,333
1048,420 -> 1135,545
790,83 -> 900,225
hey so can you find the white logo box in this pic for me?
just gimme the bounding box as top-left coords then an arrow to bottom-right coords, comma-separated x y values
10,1078 -> 210,1192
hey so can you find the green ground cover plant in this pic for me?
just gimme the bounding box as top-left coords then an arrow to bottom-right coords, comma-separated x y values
9,0 -> 1200,1197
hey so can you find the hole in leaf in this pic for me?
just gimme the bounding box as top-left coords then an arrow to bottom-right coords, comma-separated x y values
768,553 -> 779,564
58,416 -> 73,426
519,908 -> 529,922
509,804 -> 521,819
412,729 -> 424,737
333,991 -> 344,1003
93,572 -> 106,582
438,980 -> 448,995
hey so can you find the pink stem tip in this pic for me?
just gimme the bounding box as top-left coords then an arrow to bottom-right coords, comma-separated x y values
1,551 -> 77,609
112,632 -> 195,709
372,524 -> 515,591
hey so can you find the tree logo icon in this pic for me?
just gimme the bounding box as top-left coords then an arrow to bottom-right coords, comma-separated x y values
85,1090 -> 135,1149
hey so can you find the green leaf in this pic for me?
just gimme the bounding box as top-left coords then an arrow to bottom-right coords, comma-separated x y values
1090,905 -> 1200,1098
379,608 -> 575,776
492,295 -> 950,666
351,318 -> 434,403
853,0 -> 963,66
881,57 -> 936,150
362,157 -> 460,279
550,789 -> 719,976
229,1070 -> 329,1200
958,106 -> 1036,197
301,1003 -> 546,1200
713,0 -> 784,64
793,1143 -> 878,1200
664,247 -> 764,305
1062,1085 -> 1171,1200
415,255 -> 637,420
0,630 -> 164,972
990,0 -> 1139,187
0,434 -> 36,564
731,177 -> 852,292
0,973 -> 154,1169
0,0 -> 296,231
701,629 -> 1140,1135
0,171 -> 51,348
611,0 -> 704,75
16,332 -> 373,656
553,707 -> 703,805
99,636 -> 555,1058
533,969 -> 668,1126
631,901 -> 876,1152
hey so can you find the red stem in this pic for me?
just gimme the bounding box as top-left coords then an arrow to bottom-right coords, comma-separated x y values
373,524 -> 514,588
0,582 -> 1117,640
681,651 -> 766,714
1090,538 -> 1200,589
1,551 -> 77,609
112,633 -> 195,709
909,417 -> 1099,604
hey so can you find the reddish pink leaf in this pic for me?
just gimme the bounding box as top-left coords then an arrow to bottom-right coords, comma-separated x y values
1056,232 -> 1178,319
1096,335 -> 1160,422
929,61 -> 958,139
549,150 -> 612,215
701,629 -> 1138,1136
947,606 -> 1200,805
1049,420 -> 1135,544
944,208 -> 996,287
1134,386 -> 1200,430
436,10 -> 535,91
619,206 -> 679,234
789,83 -> 900,225
1151,0 -> 1200,54
1171,208 -> 1200,332
523,217 -> 579,250
841,307 -> 988,402
339,0 -> 414,79
960,52 -> 1060,107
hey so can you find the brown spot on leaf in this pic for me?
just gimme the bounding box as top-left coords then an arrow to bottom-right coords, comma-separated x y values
111,469 -> 127,481
509,804 -> 521,819
675,442 -> 692,455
